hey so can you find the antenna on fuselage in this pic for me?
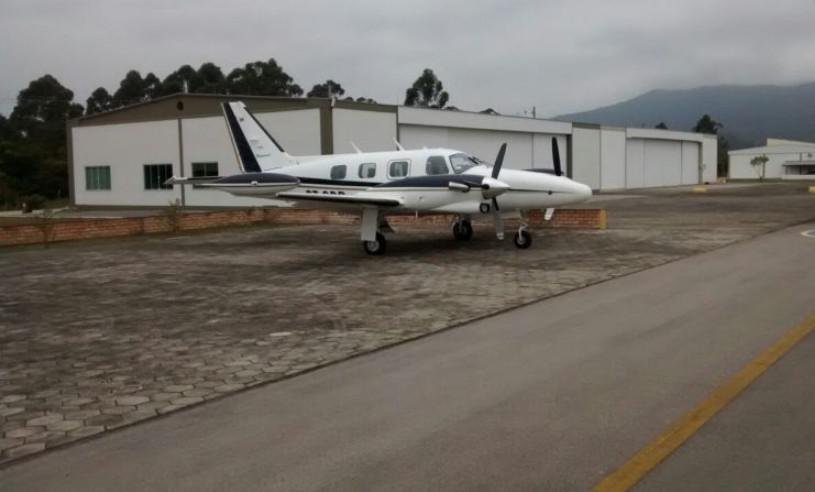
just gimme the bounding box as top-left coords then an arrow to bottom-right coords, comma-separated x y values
394,139 -> 405,151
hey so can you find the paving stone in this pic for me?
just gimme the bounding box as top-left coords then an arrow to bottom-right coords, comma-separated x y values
64,409 -> 101,421
68,425 -> 105,439
64,397 -> 95,407
214,383 -> 245,393
25,430 -> 66,444
0,407 -> 24,418
151,392 -> 180,402
170,397 -> 204,407
47,420 -> 82,432
5,427 -> 44,439
0,395 -> 26,404
86,414 -> 123,427
27,414 -> 63,427
0,437 -> 23,451
163,385 -> 193,393
101,406 -> 135,415
115,396 -> 149,406
4,442 -> 45,460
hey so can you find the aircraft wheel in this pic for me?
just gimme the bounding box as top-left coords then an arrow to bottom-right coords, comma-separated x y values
513,230 -> 532,249
452,220 -> 473,241
363,232 -> 387,255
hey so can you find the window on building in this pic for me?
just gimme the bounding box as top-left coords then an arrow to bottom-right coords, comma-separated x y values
388,160 -> 410,178
426,156 -> 449,175
85,166 -> 111,190
192,162 -> 219,177
330,165 -> 347,180
144,164 -> 173,190
358,163 -> 377,179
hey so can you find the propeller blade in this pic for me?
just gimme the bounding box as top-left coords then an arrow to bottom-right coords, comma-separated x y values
492,143 -> 507,179
551,137 -> 562,176
492,196 -> 500,212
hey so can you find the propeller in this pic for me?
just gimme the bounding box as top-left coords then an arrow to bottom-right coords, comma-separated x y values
491,143 -> 507,239
551,137 -> 563,176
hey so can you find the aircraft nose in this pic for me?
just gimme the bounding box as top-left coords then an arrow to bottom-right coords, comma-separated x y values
578,182 -> 592,198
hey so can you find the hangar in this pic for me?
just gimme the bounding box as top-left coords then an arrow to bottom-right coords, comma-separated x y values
68,94 -> 718,207
728,139 -> 815,180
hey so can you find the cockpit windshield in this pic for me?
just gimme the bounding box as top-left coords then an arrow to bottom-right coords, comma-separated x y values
449,153 -> 489,174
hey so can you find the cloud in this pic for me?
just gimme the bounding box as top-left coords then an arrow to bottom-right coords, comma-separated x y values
1,0 -> 813,117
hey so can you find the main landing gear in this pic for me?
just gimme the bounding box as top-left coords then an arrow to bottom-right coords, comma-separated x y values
363,232 -> 387,255
452,219 -> 473,241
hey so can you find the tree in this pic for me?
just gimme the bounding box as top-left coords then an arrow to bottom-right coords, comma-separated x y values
161,64 -> 200,95
112,70 -> 148,108
750,154 -> 769,180
196,62 -> 226,94
143,72 -> 163,99
226,58 -> 303,96
692,114 -> 729,177
355,97 -> 376,104
307,79 -> 345,98
9,74 -> 83,147
404,68 -> 449,108
85,87 -> 113,115
3,75 -> 81,203
655,122 -> 668,129
692,114 -> 722,134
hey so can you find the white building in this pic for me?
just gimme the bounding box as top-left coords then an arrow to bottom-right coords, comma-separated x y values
69,94 -> 718,208
728,139 -> 815,180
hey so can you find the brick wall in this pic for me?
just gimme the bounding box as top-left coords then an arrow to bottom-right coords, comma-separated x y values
0,208 -> 606,247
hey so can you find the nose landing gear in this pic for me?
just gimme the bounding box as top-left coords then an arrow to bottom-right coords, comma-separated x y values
513,228 -> 532,249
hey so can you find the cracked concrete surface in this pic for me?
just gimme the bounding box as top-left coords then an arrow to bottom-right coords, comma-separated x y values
1,182 -> 814,464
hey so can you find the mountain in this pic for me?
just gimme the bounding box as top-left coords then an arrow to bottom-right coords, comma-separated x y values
556,83 -> 815,149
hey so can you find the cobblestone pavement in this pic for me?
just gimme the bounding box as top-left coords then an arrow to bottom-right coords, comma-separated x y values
1,182 -> 814,464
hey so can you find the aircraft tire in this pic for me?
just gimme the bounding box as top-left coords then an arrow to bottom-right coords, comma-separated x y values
513,230 -> 532,249
452,220 -> 473,241
363,232 -> 387,255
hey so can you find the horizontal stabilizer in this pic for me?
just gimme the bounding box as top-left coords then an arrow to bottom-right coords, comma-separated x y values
163,176 -> 222,186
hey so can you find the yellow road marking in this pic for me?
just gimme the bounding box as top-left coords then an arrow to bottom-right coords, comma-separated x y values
801,229 -> 815,239
593,312 -> 815,492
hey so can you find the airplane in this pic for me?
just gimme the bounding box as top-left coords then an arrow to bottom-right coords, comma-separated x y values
167,101 -> 593,255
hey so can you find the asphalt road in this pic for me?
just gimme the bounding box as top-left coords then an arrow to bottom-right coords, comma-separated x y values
2,222 -> 814,491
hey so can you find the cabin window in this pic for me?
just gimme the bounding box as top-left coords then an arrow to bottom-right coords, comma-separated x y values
358,162 -> 376,179
192,162 -> 219,177
426,156 -> 449,175
388,160 -> 410,178
330,165 -> 347,180
85,166 -> 111,190
144,164 -> 173,190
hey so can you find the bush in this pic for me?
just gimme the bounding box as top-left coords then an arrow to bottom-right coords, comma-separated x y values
21,194 -> 46,213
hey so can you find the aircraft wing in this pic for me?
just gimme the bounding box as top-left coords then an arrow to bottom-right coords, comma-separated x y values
275,191 -> 403,207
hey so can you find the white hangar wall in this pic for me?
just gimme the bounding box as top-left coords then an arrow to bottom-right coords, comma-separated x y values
73,120 -> 182,207
397,107 -> 571,171
332,108 -> 397,154
571,126 -> 710,190
728,142 -> 815,179
72,108 -> 321,208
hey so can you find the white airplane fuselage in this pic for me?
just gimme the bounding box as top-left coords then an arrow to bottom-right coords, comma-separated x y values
211,148 -> 592,215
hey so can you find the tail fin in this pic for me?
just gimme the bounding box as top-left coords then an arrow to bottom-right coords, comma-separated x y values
222,101 -> 296,172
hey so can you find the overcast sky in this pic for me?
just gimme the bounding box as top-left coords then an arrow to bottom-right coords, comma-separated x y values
1,0 -> 814,117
